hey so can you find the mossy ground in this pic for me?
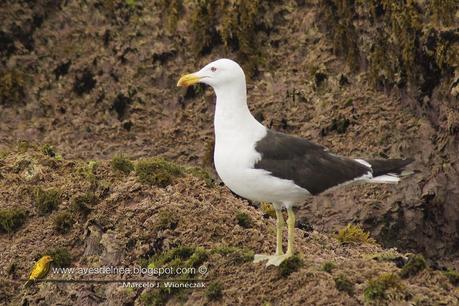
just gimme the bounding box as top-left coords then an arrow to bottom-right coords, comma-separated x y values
0,0 -> 458,304
260,202 -> 276,218
321,261 -> 336,273
444,269 -> 459,286
336,224 -> 375,245
0,69 -> 25,105
319,0 -> 458,93
147,246 -> 208,271
187,0 -> 281,75
135,158 -> 183,187
235,211 -> 253,228
364,273 -> 404,302
155,210 -> 179,231
41,144 -> 56,158
142,246 -> 209,305
334,274 -> 354,295
111,154 -> 134,174
0,208 -> 27,233
74,160 -> 101,190
399,254 -> 427,279
366,250 -> 401,262
44,247 -> 72,268
0,145 -> 456,304
278,255 -> 303,277
184,166 -> 214,187
206,281 -> 223,300
211,246 -> 254,264
53,212 -> 74,234
71,192 -> 97,216
34,187 -> 60,215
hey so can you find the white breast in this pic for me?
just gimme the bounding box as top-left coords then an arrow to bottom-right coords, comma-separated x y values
213,118 -> 309,206
211,77 -> 310,207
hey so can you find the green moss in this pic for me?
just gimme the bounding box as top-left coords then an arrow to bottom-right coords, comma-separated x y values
185,166 -> 214,187
111,154 -> 134,174
53,212 -> 74,234
0,69 -> 25,105
155,210 -> 179,231
443,269 -> 459,286
336,224 -> 374,245
13,159 -> 31,173
319,0 -> 456,93
160,0 -> 183,33
45,247 -> 72,268
135,158 -> 183,187
321,261 -> 336,273
236,211 -> 253,228
71,192 -> 97,215
368,33 -> 395,86
7,262 -> 17,275
322,117 -> 351,135
125,0 -> 136,7
77,160 -> 99,189
211,245 -> 254,263
387,1 -> 421,82
141,286 -> 189,306
202,139 -> 214,168
206,281 -> 223,300
334,274 -> 354,295
17,140 -> 29,153
188,247 -> 208,268
366,250 -> 400,262
433,32 -> 459,71
189,0 -> 268,75
220,0 -> 264,75
260,202 -> 276,218
41,144 -> 56,158
429,0 -> 456,26
149,246 -> 208,271
34,187 -> 60,215
399,254 -> 427,278
140,288 -> 170,306
278,255 -> 303,277
0,149 -> 9,160
319,0 -> 359,69
105,0 -> 137,10
141,246 -> 208,304
364,273 -> 403,301
0,208 -> 27,233
190,0 -> 222,55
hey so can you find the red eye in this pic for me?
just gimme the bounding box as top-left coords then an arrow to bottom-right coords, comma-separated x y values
211,67 -> 217,72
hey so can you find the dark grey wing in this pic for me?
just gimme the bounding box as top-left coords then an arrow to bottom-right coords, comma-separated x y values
254,130 -> 371,195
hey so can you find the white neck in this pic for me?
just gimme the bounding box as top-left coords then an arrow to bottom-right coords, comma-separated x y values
213,80 -> 264,144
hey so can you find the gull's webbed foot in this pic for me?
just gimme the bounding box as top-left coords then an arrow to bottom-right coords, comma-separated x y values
253,253 -> 293,266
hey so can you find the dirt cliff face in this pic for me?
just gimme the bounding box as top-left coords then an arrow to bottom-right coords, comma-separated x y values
0,0 -> 458,303
310,0 -> 459,264
1,144 -> 458,305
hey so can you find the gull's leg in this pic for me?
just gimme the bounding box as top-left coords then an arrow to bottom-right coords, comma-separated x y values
275,208 -> 285,256
254,204 -> 284,263
266,207 -> 295,266
286,207 -> 295,256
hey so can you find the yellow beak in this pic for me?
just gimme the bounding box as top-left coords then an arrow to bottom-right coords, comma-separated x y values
177,73 -> 201,87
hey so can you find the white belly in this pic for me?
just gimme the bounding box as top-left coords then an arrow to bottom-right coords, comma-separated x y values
213,103 -> 309,206
214,141 -> 310,205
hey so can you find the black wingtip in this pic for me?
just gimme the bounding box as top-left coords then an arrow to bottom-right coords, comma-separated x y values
367,158 -> 414,177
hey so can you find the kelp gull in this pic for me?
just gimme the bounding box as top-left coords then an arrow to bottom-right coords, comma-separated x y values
177,59 -> 413,266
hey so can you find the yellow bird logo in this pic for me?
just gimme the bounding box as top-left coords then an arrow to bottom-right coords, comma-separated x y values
24,255 -> 53,287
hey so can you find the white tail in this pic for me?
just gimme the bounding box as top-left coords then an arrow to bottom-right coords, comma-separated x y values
354,158 -> 412,184
369,174 -> 400,184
